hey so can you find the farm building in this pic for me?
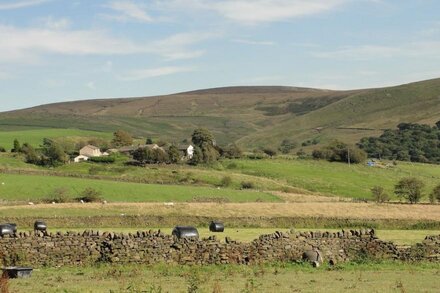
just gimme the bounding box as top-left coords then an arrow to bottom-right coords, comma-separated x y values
74,145 -> 108,162
178,144 -> 194,159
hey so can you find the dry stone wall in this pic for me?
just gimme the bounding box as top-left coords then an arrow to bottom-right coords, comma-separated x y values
0,229 -> 438,268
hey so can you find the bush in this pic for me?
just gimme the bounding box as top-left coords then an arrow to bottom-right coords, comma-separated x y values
429,184 -> 440,204
262,148 -> 277,157
77,187 -> 103,203
395,177 -> 425,204
240,181 -> 254,189
0,146 -> 5,152
312,140 -> 367,164
44,187 -> 70,203
371,186 -> 390,203
220,176 -> 232,187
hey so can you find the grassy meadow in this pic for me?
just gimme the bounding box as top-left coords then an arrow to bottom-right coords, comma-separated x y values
8,262 -> 440,293
1,152 -> 440,201
0,128 -> 112,149
0,173 -> 278,203
221,158 -> 440,199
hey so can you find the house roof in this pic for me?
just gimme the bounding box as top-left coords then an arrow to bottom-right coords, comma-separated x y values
81,145 -> 100,151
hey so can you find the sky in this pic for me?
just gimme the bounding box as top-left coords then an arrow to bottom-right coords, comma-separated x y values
0,0 -> 440,112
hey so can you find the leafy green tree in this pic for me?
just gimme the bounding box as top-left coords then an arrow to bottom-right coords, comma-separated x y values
146,138 -> 153,144
429,184 -> 440,204
312,140 -> 366,164
191,128 -> 219,164
359,122 -> 440,163
191,128 -> 215,147
222,144 -> 243,159
371,186 -> 390,203
21,143 -> 40,164
167,145 -> 181,163
112,130 -> 133,147
395,177 -> 425,204
12,138 -> 21,153
40,138 -> 69,166
189,146 -> 203,166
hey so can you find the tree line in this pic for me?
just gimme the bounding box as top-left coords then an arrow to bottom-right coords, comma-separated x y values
358,122 -> 440,164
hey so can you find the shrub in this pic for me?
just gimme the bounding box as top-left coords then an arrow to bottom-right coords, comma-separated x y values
44,187 -> 70,203
312,140 -> 367,164
395,177 -> 425,204
429,184 -> 440,204
220,176 -> 232,187
371,186 -> 390,203
77,187 -> 103,203
262,148 -> 277,158
240,181 -> 254,189
0,146 -> 5,152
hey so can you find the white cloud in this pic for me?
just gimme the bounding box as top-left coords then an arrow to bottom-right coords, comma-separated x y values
118,66 -> 194,81
160,0 -> 347,24
0,0 -> 50,10
105,0 -> 153,23
232,39 -> 275,46
313,42 -> 440,60
0,25 -> 209,64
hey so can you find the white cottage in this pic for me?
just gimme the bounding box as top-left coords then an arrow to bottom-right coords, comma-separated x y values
74,145 -> 108,162
178,144 -> 194,159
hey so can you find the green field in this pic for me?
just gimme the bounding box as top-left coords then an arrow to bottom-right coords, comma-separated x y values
0,128 -> 112,149
8,262 -> 440,293
221,158 -> 440,199
1,152 -> 440,200
0,173 -> 278,203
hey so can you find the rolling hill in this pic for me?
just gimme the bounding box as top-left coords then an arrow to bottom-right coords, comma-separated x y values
0,79 -> 439,148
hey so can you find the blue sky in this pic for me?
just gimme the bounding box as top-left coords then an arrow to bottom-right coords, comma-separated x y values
0,0 -> 439,111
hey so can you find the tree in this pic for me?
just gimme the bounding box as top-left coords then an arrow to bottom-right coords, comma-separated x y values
12,139 -> 21,153
394,177 -> 425,204
21,143 -> 39,164
429,184 -> 440,204
146,138 -> 153,144
112,130 -> 133,147
371,186 -> 390,203
189,146 -> 203,165
191,128 -> 215,147
313,140 -> 366,164
40,138 -> 69,166
222,144 -> 243,159
167,145 -> 181,163
191,128 -> 219,164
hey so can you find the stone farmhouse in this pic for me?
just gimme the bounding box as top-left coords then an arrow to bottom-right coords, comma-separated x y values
74,145 -> 108,163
